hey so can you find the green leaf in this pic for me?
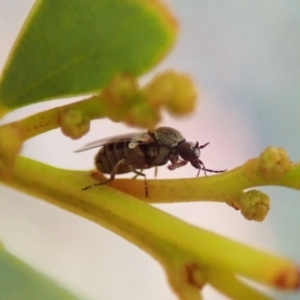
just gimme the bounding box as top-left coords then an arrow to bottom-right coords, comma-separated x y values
0,245 -> 79,300
0,0 -> 177,108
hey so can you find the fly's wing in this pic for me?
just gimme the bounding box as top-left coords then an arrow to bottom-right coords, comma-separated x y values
128,132 -> 154,149
75,131 -> 154,152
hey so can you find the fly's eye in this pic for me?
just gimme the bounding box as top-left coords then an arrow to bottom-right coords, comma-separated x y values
178,142 -> 199,161
193,147 -> 200,157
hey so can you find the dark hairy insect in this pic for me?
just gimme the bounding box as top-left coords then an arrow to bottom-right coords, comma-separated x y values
75,127 -> 226,197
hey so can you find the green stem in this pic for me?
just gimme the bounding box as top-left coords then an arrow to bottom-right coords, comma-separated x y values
208,269 -> 273,300
108,148 -> 300,205
1,156 -> 299,294
17,96 -> 105,140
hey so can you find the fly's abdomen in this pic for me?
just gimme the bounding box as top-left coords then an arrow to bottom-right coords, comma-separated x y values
95,141 -> 132,174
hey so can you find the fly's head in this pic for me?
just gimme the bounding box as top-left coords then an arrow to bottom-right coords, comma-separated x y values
177,141 -> 210,176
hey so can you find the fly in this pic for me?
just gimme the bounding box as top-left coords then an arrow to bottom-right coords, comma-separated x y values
75,126 -> 226,197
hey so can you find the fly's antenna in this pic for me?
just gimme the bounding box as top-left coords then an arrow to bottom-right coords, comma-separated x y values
195,142 -> 226,176
197,141 -> 210,150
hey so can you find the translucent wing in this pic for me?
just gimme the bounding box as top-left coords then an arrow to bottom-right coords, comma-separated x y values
75,131 -> 153,152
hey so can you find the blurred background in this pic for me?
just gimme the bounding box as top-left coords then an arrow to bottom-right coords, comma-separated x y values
0,1 -> 300,299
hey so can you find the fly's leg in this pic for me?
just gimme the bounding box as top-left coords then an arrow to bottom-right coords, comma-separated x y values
204,167 -> 226,174
154,166 -> 158,179
132,169 -> 143,180
82,159 -> 127,190
129,166 -> 148,198
133,168 -> 157,179
168,160 -> 188,170
197,159 -> 207,177
132,168 -> 156,195
168,155 -> 188,171
82,160 -> 149,198
197,159 -> 226,177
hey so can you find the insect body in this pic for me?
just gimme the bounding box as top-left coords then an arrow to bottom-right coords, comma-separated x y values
76,127 -> 225,196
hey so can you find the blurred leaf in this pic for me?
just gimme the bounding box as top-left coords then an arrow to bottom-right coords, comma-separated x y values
0,246 -> 79,300
0,0 -> 177,108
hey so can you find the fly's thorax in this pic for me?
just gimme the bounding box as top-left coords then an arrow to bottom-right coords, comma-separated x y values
152,145 -> 173,166
151,127 -> 185,148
